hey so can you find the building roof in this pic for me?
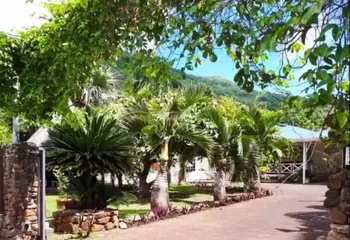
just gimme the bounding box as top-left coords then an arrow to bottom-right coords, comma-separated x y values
277,124 -> 328,142
26,127 -> 49,147
27,124 -> 327,147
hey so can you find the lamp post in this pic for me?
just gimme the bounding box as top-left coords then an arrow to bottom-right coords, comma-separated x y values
343,145 -> 350,169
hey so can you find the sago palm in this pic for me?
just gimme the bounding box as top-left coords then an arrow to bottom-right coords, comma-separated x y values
45,114 -> 134,179
125,85 -> 215,212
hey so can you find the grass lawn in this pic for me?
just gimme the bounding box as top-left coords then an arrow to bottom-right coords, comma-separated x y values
46,184 -> 214,220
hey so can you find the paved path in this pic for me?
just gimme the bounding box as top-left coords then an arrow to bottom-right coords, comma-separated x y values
102,183 -> 329,240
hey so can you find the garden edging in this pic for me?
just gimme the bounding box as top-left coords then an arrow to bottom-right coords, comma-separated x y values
51,189 -> 273,235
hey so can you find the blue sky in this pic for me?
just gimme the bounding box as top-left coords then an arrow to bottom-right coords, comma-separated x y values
159,45 -> 310,96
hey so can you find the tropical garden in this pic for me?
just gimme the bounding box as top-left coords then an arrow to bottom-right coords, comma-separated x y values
44,65 -> 295,214
0,0 -> 349,236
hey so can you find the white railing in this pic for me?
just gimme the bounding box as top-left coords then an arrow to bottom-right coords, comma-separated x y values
266,163 -> 303,174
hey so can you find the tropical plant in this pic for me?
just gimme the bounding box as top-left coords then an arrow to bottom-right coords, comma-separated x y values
239,105 -> 294,189
125,85 -> 215,212
45,114 -> 135,181
200,107 -> 243,202
52,168 -> 70,197
230,134 -> 260,191
71,65 -> 122,112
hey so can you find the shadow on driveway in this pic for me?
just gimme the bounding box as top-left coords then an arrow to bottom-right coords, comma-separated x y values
276,205 -> 329,240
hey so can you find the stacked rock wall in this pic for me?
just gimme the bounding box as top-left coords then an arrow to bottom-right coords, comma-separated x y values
52,209 -> 122,234
0,144 -> 39,240
324,170 -> 350,240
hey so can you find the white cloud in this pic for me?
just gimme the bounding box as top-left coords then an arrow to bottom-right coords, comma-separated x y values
0,0 -> 49,34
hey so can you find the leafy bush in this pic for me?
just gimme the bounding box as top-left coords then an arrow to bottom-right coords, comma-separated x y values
53,168 -> 70,197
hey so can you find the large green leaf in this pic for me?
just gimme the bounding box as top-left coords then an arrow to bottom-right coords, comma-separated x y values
309,53 -> 318,65
337,111 -> 348,129
313,44 -> 331,57
301,1 -> 324,24
316,70 -> 331,83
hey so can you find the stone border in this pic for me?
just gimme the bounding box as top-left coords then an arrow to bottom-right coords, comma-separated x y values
52,209 -> 121,234
51,190 -> 273,235
124,189 -> 273,229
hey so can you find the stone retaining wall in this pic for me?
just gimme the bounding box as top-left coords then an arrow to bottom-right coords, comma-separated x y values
52,209 -> 123,234
324,170 -> 350,240
0,144 -> 39,240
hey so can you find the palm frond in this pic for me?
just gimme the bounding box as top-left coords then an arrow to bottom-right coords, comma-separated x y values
181,84 -> 213,110
44,114 -> 135,176
200,107 -> 231,144
174,125 -> 215,160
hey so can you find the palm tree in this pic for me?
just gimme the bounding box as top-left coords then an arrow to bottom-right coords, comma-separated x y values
44,114 -> 134,185
200,107 -> 242,203
71,66 -> 122,112
239,105 -> 292,190
125,85 -> 215,212
230,134 -> 260,191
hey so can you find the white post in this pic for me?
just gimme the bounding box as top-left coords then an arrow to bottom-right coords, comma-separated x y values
12,117 -> 19,143
302,141 -> 307,184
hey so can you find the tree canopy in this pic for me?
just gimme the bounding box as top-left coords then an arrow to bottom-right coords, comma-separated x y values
163,0 -> 349,144
0,0 -> 348,144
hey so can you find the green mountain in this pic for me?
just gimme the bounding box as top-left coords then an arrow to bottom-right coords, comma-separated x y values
179,74 -> 286,110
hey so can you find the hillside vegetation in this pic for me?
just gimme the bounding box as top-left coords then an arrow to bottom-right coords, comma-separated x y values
179,74 -> 285,110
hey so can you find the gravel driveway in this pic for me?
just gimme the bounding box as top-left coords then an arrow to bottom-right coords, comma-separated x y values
100,183 -> 329,240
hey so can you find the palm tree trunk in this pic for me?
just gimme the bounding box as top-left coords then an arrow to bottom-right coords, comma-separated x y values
117,173 -> 123,189
255,166 -> 261,191
167,154 -> 172,187
150,137 -> 170,212
178,155 -> 185,185
111,174 -> 116,186
139,173 -> 150,197
101,171 -> 105,200
166,142 -> 173,187
213,166 -> 226,203
139,161 -> 151,197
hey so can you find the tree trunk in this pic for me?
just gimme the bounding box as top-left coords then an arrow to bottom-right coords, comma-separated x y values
101,172 -> 105,185
150,137 -> 170,212
111,174 -> 116,187
139,160 -> 152,197
167,143 -> 173,187
178,155 -> 185,185
139,173 -> 150,197
150,161 -> 169,212
255,166 -> 261,191
117,173 -> 123,189
101,171 -> 105,200
213,167 -> 226,203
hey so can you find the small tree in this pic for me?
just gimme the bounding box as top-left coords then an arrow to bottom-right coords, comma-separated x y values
125,85 -> 215,212
238,105 -> 294,189
200,107 -> 242,202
